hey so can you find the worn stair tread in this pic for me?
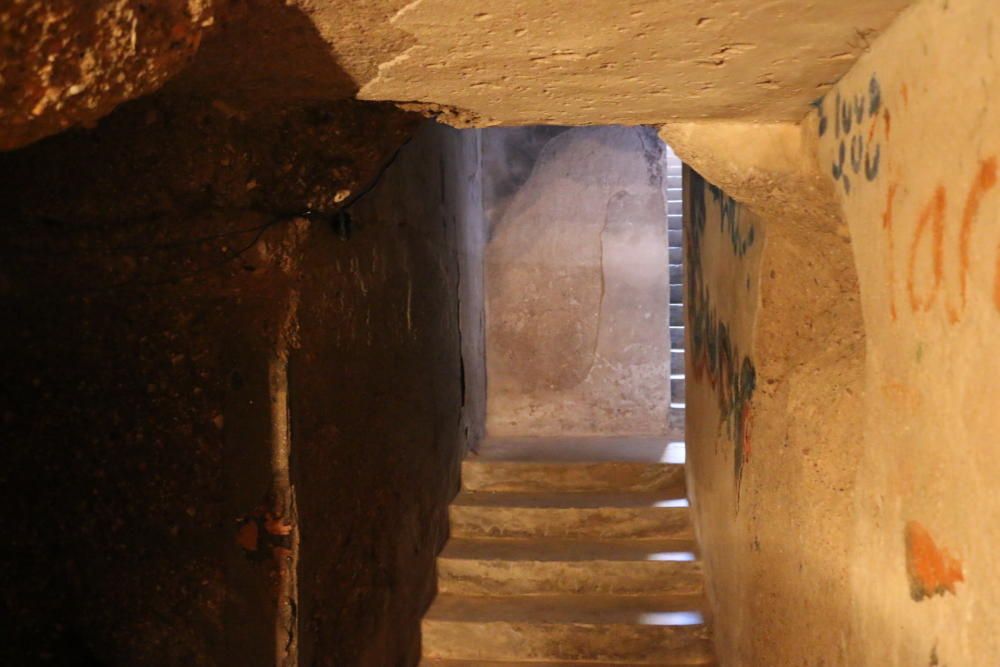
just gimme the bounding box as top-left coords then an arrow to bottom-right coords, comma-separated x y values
462,460 -> 686,494
421,663 -> 708,667
453,491 -> 689,508
422,617 -> 713,663
437,555 -> 703,596
473,437 -> 685,463
451,504 -> 693,540
423,438 -> 716,666
423,661 -> 715,667
425,593 -> 706,625
441,537 -> 697,561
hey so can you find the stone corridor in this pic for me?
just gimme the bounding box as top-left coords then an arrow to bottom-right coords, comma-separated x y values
2,1 -> 999,665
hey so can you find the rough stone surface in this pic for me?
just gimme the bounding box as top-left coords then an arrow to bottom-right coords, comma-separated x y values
665,1 -> 1000,665
294,121 -> 487,667
670,123 -> 865,666
816,0 -> 1000,664
358,0 -> 914,125
0,98 -> 482,666
486,126 -> 670,436
0,0 -> 226,150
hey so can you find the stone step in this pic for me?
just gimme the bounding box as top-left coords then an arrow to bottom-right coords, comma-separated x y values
472,437 -> 685,464
426,593 -> 705,624
668,408 -> 685,435
670,282 -> 684,302
455,491 -> 690,509
668,246 -> 683,264
668,228 -> 683,246
670,325 -> 685,348
671,378 -> 686,404
462,461 -> 686,494
671,349 -> 685,371
422,594 -> 712,664
439,541 -> 702,596
670,303 -> 684,326
450,504 -> 693,540
442,537 -> 697,561
423,660 -> 714,667
669,263 -> 683,282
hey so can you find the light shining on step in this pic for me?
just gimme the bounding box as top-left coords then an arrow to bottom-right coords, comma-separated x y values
645,551 -> 696,561
639,611 -> 704,626
660,441 -> 686,464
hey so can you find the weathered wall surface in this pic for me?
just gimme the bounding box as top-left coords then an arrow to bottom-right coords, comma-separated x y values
0,92 -> 484,665
679,160 -> 865,666
667,113 -> 865,664
357,0 -> 913,125
0,0 -> 226,150
485,126 -> 671,436
672,1 -> 1000,665
813,0 -> 1000,664
293,120 -> 485,667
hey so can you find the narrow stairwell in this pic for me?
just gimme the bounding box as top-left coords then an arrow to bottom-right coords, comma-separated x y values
420,437 -> 714,666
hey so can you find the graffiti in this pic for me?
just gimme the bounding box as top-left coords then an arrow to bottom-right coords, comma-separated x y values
823,74 -> 887,193
904,520 -> 964,601
813,97 -> 829,137
690,170 -> 755,258
907,186 -> 946,313
959,157 -> 997,319
688,171 -> 757,494
886,157 -> 998,322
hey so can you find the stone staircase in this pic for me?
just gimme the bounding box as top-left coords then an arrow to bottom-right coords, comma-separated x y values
419,438 -> 714,666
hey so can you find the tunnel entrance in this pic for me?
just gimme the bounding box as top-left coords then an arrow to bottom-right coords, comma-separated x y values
424,126 -> 706,664
480,125 -> 684,457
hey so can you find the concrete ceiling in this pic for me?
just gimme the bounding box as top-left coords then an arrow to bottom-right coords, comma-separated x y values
346,0 -> 914,126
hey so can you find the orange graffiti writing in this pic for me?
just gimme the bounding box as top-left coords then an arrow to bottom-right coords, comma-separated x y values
885,156 -> 1000,323
949,157 -> 998,322
882,183 -> 899,320
901,83 -> 909,108
883,108 -> 891,140
905,520 -> 964,601
867,116 -> 878,147
907,186 -> 946,312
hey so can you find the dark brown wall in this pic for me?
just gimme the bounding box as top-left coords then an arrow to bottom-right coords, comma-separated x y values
292,121 -> 485,667
0,93 -> 482,665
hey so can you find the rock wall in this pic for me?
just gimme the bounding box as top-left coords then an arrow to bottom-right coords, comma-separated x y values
0,93 -> 485,666
670,0 -> 1000,665
0,0 -> 225,149
680,161 -> 864,665
814,0 -> 1000,663
292,120 -> 486,667
485,126 -> 671,436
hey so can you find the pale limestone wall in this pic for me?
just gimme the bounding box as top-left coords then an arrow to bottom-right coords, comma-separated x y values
813,0 -> 1000,663
680,161 -> 865,666
676,1 -> 1000,665
485,126 -> 670,436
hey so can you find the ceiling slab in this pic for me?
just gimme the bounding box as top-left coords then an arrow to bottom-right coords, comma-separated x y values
356,0 -> 914,125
